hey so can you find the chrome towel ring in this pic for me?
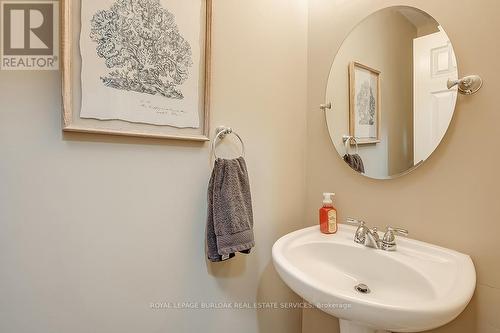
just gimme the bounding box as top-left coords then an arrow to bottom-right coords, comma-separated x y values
212,126 -> 246,160
342,135 -> 359,155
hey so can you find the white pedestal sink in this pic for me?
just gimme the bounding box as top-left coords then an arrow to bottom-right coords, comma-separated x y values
272,225 -> 476,333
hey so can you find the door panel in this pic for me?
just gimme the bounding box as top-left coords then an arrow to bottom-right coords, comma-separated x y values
414,29 -> 458,164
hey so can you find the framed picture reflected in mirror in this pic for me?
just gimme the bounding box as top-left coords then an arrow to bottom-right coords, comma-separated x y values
349,61 -> 381,144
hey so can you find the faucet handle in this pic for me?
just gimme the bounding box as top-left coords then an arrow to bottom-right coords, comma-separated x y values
345,218 -> 366,245
381,226 -> 409,251
345,218 -> 365,226
386,226 -> 409,236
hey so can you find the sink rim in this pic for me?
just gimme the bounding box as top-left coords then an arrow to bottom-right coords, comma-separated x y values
272,224 -> 476,332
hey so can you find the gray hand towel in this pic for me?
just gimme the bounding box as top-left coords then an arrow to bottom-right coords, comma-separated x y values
343,153 -> 365,173
206,157 -> 255,262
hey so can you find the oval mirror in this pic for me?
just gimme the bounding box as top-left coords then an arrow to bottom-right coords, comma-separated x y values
325,6 -> 458,179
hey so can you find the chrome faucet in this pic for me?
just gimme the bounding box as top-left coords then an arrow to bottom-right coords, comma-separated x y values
346,218 -> 408,251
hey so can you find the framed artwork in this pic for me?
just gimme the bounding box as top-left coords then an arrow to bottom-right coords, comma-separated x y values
62,0 -> 212,141
349,61 -> 381,144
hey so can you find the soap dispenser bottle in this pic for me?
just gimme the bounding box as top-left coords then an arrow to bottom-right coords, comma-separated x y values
319,193 -> 337,234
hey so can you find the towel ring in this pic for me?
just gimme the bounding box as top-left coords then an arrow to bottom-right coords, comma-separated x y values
343,135 -> 359,155
212,126 -> 246,160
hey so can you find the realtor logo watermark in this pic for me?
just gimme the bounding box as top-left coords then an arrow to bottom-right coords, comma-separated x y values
0,0 -> 59,70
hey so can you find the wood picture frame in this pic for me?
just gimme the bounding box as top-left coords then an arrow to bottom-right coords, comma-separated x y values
349,61 -> 381,145
61,0 -> 212,141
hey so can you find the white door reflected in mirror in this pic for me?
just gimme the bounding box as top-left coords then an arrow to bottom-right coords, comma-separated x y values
414,28 -> 457,164
324,6 -> 458,179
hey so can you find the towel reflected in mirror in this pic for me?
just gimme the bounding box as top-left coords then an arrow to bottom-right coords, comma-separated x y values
343,153 -> 365,174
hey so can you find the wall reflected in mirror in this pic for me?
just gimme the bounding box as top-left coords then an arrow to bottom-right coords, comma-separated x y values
325,6 -> 458,179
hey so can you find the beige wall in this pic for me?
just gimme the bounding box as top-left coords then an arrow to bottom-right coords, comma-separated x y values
417,22 -> 440,37
307,0 -> 500,332
0,1 -> 308,332
325,8 -> 415,178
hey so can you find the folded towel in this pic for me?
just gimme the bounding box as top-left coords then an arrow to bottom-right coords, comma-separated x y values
343,153 -> 365,174
206,157 -> 255,262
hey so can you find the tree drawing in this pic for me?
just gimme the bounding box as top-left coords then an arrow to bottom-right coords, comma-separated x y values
357,81 -> 376,125
90,0 -> 193,99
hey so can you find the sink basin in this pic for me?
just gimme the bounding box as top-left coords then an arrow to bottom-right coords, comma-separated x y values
272,225 -> 476,333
